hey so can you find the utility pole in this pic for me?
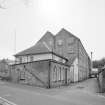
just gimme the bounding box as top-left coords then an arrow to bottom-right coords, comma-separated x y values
14,29 -> 16,54
91,52 -> 93,73
14,29 -> 17,65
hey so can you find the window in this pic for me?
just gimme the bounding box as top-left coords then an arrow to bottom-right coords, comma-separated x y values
22,56 -> 27,63
52,66 -> 57,82
57,40 -> 63,46
16,57 -> 20,64
20,71 -> 25,80
30,55 -> 34,62
68,46 -> 74,53
59,67 -> 61,81
57,68 -> 60,81
67,37 -> 75,45
61,68 -> 65,81
27,56 -> 30,62
19,57 -> 22,63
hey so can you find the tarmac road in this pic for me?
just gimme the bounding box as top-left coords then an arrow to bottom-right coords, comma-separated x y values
0,78 -> 105,105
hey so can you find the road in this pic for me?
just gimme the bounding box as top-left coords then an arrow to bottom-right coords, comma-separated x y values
0,78 -> 105,105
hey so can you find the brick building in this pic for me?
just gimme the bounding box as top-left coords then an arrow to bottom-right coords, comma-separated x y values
11,28 -> 91,88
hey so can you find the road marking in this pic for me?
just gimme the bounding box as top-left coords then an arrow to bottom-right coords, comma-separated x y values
0,97 -> 17,105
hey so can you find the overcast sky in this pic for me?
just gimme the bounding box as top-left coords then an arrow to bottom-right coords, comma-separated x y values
0,0 -> 105,60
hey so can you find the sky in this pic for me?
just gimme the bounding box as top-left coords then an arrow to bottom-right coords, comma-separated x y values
0,0 -> 105,60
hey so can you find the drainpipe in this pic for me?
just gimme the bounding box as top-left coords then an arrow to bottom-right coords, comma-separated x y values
78,39 -> 79,82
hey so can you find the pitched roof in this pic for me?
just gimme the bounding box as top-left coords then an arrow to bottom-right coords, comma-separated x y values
15,28 -> 83,67
15,31 -> 54,56
56,28 -> 80,40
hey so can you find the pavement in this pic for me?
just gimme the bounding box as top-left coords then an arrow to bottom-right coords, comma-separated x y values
0,78 -> 105,105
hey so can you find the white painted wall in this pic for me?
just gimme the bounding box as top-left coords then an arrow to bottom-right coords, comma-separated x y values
33,53 -> 52,61
15,57 -> 20,64
16,53 -> 66,64
52,55 -> 66,63
73,58 -> 78,82
69,65 -> 74,82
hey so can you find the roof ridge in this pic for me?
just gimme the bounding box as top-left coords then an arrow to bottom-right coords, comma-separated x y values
14,31 -> 54,56
56,28 -> 80,40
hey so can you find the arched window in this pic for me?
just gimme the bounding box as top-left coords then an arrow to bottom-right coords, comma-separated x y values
57,67 -> 61,81
59,67 -> 61,81
61,67 -> 65,81
53,66 -> 57,82
30,55 -> 34,62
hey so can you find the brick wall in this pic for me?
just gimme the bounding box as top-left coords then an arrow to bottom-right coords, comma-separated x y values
78,40 -> 89,81
55,29 -> 90,82
50,61 -> 70,88
55,30 -> 78,60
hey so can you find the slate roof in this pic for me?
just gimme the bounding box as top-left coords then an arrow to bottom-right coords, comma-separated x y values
15,29 -> 79,62
15,31 -> 54,56
15,43 -> 50,57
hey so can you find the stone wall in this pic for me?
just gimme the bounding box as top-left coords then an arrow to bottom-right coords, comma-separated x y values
11,60 -> 70,88
98,70 -> 105,92
11,60 -> 49,88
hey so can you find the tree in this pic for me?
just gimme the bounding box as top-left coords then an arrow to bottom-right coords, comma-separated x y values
0,0 -> 6,9
0,0 -> 32,9
93,58 -> 105,68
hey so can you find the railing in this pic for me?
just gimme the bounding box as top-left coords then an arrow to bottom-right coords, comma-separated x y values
0,97 -> 17,105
